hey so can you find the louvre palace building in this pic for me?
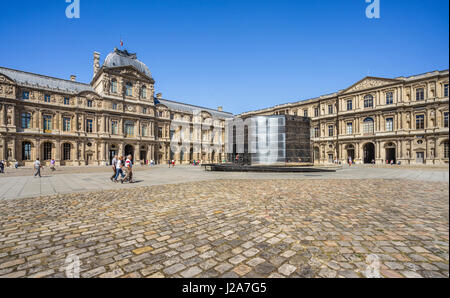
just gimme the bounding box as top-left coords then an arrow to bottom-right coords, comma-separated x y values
0,48 -> 232,167
241,70 -> 449,165
1,47 -> 449,167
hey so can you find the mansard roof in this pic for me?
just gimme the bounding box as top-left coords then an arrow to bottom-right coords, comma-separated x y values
157,98 -> 233,119
0,67 -> 93,94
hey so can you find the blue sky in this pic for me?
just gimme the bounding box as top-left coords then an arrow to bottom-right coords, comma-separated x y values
0,0 -> 448,114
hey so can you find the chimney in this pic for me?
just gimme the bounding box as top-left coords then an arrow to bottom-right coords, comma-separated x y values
156,93 -> 162,99
70,75 -> 76,82
217,106 -> 223,111
93,51 -> 101,78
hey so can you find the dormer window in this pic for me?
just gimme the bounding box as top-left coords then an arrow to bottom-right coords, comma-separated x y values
126,82 -> 133,96
364,95 -> 374,108
111,79 -> 118,93
22,91 -> 30,100
141,86 -> 147,99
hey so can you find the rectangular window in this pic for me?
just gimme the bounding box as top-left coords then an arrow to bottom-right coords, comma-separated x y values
43,115 -> 52,132
444,84 -> 449,97
125,121 -> 134,137
314,107 -> 319,117
416,88 -> 424,101
64,97 -> 70,105
346,122 -> 353,135
142,125 -> 147,137
143,107 -> 147,115
328,105 -> 333,115
111,121 -> 118,135
158,127 -> 163,138
386,92 -> 394,105
444,112 -> 449,128
416,115 -> 425,130
86,119 -> 93,133
386,117 -> 394,132
303,110 -> 308,117
328,125 -> 334,137
347,100 -> 352,111
22,113 -> 31,129
170,113 -> 174,120
87,100 -> 93,107
44,95 -> 51,103
22,91 -> 30,100
314,127 -> 320,138
63,117 -> 71,132
112,103 -> 118,110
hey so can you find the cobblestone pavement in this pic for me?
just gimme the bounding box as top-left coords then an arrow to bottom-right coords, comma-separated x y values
0,179 -> 448,278
0,165 -> 448,200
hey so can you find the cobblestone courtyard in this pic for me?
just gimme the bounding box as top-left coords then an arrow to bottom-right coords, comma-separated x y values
0,169 -> 448,278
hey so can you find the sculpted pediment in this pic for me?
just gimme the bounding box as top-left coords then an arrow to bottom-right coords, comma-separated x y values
0,74 -> 15,85
107,66 -> 153,82
341,77 -> 402,94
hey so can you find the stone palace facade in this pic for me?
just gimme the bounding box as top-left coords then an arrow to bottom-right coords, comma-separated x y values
241,70 -> 449,165
0,48 -> 232,167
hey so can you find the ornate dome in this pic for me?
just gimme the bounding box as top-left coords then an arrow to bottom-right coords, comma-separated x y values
103,48 -> 151,78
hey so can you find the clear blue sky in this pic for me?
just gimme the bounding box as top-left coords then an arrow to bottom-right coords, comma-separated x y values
0,0 -> 448,114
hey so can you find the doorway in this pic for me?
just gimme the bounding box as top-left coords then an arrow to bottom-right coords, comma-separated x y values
416,152 -> 425,164
363,143 -> 375,164
125,145 -> 134,161
386,148 -> 396,164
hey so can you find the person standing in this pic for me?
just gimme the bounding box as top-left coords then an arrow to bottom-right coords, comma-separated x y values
110,155 -> 118,182
15,161 -> 19,169
171,159 -> 175,168
34,158 -> 42,178
0,160 -> 4,174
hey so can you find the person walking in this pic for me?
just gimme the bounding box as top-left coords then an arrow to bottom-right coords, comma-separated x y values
34,158 -> 42,178
122,155 -> 134,183
110,155 -> 118,182
114,156 -> 125,182
50,158 -> 56,172
171,159 -> 175,168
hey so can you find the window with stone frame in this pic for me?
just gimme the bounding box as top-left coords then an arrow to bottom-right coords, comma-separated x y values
363,117 -> 374,134
444,84 -> 449,97
346,122 -> 353,135
87,100 -> 93,107
22,91 -> 29,100
63,117 -> 71,132
141,86 -> 147,99
314,107 -> 319,117
111,120 -> 118,135
416,88 -> 425,101
386,92 -> 394,105
64,97 -> 70,105
44,94 -> 51,103
86,119 -> 93,133
364,95 -> 374,108
328,105 -> 333,115
63,143 -> 71,160
21,113 -> 31,129
415,114 -> 425,130
141,124 -> 148,137
125,121 -> 135,137
43,142 -> 52,160
385,117 -> 394,132
314,127 -> 320,138
303,110 -> 308,117
443,112 -> 448,128
126,82 -> 133,96
347,100 -> 353,111
43,115 -> 52,133
328,125 -> 334,137
111,79 -> 118,93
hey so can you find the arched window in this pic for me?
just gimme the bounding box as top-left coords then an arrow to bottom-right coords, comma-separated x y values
63,143 -> 71,161
43,142 -> 52,160
363,117 -> 374,134
111,79 -> 118,93
364,95 -> 374,108
141,86 -> 147,99
22,142 -> 32,161
125,82 -> 133,96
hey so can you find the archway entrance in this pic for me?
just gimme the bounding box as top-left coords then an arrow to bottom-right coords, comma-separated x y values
385,147 -> 396,164
363,143 -> 375,164
125,145 -> 134,161
347,149 -> 355,163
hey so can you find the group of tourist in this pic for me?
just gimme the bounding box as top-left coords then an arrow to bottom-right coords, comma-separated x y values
110,155 -> 134,184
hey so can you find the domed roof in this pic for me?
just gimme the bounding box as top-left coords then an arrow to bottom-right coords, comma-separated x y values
103,48 -> 151,78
